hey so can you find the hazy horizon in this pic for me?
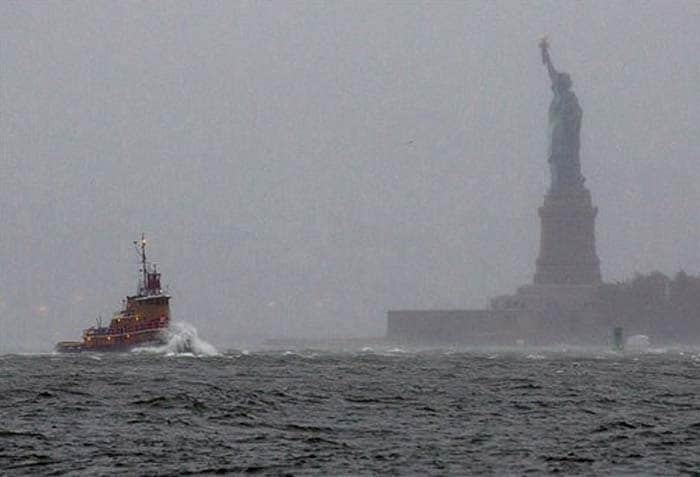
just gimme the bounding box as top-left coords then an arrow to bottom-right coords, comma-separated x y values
2,1 -> 700,352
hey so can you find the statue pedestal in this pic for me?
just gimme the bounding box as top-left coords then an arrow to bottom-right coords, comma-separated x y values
534,187 -> 601,285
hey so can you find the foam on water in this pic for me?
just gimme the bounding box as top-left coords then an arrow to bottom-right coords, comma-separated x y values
3,350 -> 700,474
133,322 -> 218,357
626,334 -> 651,350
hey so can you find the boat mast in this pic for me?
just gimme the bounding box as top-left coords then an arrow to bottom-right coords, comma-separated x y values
133,233 -> 163,296
140,233 -> 147,289
134,233 -> 148,295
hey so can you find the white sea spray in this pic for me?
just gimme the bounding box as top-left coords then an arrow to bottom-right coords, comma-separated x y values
133,322 -> 218,357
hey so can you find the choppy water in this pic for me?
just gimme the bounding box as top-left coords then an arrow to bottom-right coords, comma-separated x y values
2,342 -> 700,475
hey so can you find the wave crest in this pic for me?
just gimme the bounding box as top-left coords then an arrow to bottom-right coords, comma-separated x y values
133,322 -> 218,357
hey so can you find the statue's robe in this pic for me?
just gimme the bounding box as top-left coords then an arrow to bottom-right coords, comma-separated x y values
548,89 -> 583,192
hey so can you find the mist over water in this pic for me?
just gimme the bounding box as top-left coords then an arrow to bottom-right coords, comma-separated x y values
2,2 -> 700,350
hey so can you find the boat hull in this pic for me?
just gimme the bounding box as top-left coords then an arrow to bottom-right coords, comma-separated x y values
55,341 -> 84,353
55,329 -> 168,353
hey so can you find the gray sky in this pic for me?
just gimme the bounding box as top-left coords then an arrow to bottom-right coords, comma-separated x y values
2,1 -> 699,351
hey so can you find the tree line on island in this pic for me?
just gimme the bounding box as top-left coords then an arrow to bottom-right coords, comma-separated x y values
597,271 -> 700,341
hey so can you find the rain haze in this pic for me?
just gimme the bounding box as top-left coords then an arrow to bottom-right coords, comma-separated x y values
1,1 -> 699,352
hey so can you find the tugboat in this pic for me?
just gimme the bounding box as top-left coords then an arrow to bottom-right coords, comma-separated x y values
55,235 -> 170,352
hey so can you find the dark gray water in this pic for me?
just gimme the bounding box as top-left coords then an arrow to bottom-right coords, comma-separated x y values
2,346 -> 699,475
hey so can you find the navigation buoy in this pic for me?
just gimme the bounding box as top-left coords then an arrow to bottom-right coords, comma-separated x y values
612,327 -> 624,351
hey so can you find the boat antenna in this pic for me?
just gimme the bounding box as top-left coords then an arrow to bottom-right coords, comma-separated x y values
133,233 -> 148,293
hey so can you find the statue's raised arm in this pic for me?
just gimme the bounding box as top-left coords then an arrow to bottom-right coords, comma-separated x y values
539,37 -> 557,85
538,37 -> 584,193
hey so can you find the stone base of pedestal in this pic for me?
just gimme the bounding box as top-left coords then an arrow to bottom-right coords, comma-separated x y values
534,188 -> 602,285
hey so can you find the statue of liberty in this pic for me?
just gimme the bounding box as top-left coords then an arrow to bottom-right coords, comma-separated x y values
539,38 -> 584,193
